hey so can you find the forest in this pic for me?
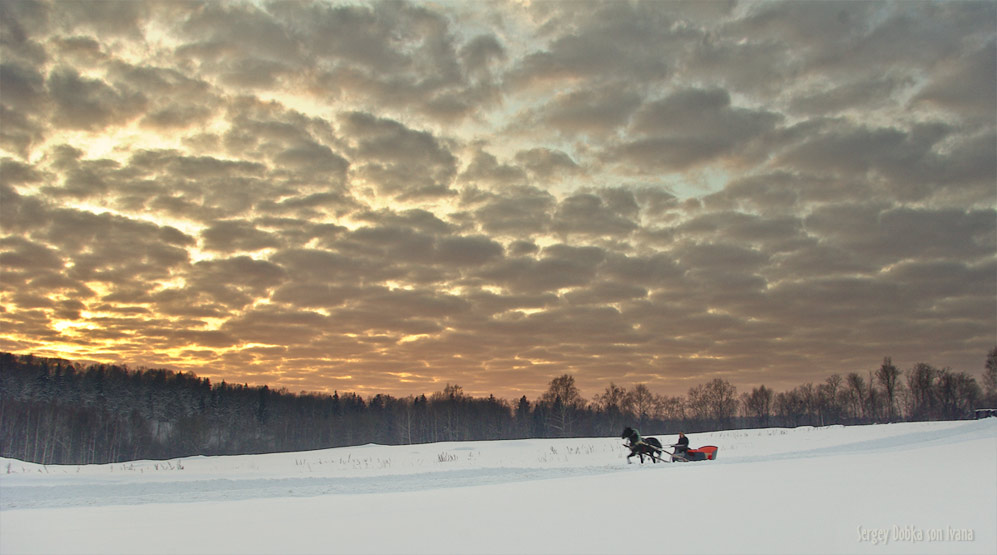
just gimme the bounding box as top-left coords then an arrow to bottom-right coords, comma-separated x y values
1,349 -> 995,465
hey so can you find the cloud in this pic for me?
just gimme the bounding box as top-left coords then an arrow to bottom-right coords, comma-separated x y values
0,62 -> 47,112
459,149 -> 528,187
178,3 -> 303,70
5,197 -> 193,290
47,67 -> 147,130
915,40 -> 997,120
435,235 -> 504,267
506,1 -> 681,89
551,192 -> 638,237
341,111 -> 458,199
185,256 -> 286,311
105,62 -> 221,129
804,204 -> 995,269
787,75 -> 912,116
220,305 -> 330,347
613,87 -> 782,172
265,1 -> 497,122
53,0 -> 151,37
533,85 -> 643,137
201,220 -> 283,253
269,249 -> 361,285
0,235 -> 67,296
460,34 -> 506,79
703,170 -> 870,214
478,244 -> 606,295
467,186 -> 555,236
513,147 -> 579,181
676,211 -> 807,253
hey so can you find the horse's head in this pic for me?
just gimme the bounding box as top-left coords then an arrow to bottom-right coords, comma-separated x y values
621,426 -> 634,439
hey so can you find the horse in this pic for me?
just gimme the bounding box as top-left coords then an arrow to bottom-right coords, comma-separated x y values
621,426 -> 664,464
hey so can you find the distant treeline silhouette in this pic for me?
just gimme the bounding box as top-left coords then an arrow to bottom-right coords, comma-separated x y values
2,350 -> 994,464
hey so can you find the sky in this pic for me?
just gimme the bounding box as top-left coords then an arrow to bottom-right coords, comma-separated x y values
0,0 -> 995,401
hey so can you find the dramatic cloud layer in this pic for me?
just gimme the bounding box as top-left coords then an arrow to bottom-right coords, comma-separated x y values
1,0 -> 994,399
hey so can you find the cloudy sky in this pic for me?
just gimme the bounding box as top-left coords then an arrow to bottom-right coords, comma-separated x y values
1,0 -> 994,401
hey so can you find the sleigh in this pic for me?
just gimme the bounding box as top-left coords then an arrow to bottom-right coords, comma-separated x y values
669,445 -> 718,462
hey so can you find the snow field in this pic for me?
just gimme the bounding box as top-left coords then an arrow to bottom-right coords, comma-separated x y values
1,419 -> 994,554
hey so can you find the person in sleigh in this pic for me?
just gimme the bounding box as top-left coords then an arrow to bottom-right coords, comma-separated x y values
672,432 -> 689,458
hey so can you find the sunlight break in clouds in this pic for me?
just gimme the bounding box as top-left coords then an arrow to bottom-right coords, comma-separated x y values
1,0 -> 994,400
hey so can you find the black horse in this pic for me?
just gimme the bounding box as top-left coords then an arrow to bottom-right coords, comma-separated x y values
621,426 -> 663,464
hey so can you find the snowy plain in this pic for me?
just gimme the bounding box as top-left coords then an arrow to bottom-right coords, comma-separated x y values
1,419 -> 994,555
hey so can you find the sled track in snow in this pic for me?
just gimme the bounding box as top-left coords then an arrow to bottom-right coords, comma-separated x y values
0,465 -> 629,510
721,419 -> 992,466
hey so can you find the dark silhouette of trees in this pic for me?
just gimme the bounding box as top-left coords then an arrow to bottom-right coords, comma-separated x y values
935,370 -> 980,420
846,372 -> 867,422
539,374 -> 584,437
876,357 -> 901,422
594,382 -> 627,435
774,387 -> 805,427
906,363 -> 939,421
688,378 -> 738,430
983,347 -> 997,407
743,385 -> 773,428
627,384 -> 656,430
816,375 -> 843,426
514,395 -> 532,438
1,349 -> 992,465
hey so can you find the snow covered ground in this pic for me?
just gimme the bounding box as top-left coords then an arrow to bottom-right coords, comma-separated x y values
1,419 -> 994,554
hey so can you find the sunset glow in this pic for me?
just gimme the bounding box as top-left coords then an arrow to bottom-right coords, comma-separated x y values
1,0 -> 994,400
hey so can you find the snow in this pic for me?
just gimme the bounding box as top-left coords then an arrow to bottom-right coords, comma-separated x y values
1,419 -> 994,554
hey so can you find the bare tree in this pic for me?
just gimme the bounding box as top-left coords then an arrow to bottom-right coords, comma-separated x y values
774,389 -> 805,427
799,383 -> 819,426
687,383 -> 710,428
906,363 -> 938,420
541,374 -> 584,436
627,384 -> 656,429
820,374 -> 844,424
936,370 -> 981,420
876,357 -> 901,422
593,382 -> 628,434
430,384 -> 466,441
657,395 -> 686,423
983,347 -> 997,406
745,385 -> 773,427
846,373 -> 866,421
652,393 -> 672,423
866,371 -> 882,422
689,378 -> 738,430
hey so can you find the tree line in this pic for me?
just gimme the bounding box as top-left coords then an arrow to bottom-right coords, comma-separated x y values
1,349 -> 994,465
